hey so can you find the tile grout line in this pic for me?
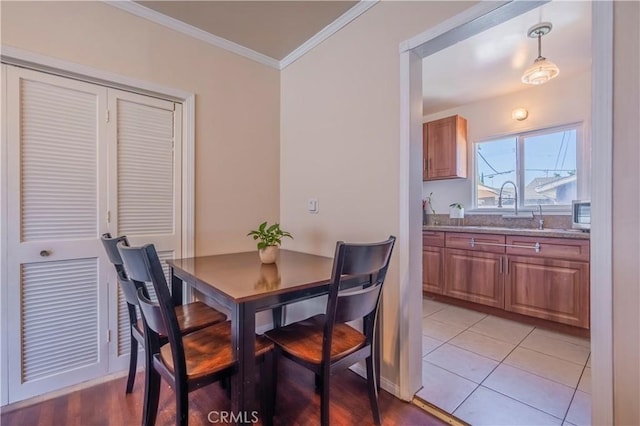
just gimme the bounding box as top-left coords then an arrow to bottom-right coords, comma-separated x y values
470,384 -> 566,423
455,324 -> 576,422
503,325 -> 590,390
450,322 -> 537,416
515,345 -> 590,367
422,301 -> 588,423
561,359 -> 590,423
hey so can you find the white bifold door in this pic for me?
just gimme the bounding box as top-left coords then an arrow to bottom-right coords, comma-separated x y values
3,65 -> 182,403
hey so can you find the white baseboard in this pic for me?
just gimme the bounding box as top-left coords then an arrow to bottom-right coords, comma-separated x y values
349,363 -> 402,400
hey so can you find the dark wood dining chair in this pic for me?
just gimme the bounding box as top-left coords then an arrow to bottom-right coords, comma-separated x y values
264,236 -> 396,426
118,242 -> 275,426
100,233 -> 227,394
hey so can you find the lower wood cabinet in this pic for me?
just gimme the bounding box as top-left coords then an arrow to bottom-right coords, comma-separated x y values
423,230 -> 590,329
444,249 -> 503,308
505,256 -> 590,328
422,246 -> 444,294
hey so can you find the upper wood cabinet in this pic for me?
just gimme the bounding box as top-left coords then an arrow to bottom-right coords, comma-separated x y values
423,115 -> 468,181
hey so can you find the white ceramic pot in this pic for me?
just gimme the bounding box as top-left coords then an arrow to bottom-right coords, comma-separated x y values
449,207 -> 464,219
259,245 -> 279,264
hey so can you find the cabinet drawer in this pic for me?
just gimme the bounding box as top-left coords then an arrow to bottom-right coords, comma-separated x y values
423,230 -> 445,247
506,236 -> 590,261
446,233 -> 506,253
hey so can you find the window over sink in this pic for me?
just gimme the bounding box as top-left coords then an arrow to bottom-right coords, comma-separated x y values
474,123 -> 587,210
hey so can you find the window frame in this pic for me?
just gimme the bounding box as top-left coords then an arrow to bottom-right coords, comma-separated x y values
472,122 -> 588,213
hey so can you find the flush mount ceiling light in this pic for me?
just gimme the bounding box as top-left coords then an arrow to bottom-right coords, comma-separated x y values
521,22 -> 559,85
512,107 -> 529,121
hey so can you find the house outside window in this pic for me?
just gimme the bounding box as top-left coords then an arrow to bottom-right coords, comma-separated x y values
474,124 -> 585,210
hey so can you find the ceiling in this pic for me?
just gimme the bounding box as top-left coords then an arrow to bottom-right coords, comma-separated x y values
136,1 -> 359,61
422,1 -> 592,114
126,1 -> 589,109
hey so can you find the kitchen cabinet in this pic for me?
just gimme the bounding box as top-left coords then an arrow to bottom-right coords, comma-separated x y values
422,231 -> 444,294
423,230 -> 590,329
504,236 -> 590,328
423,115 -> 467,181
444,249 -> 504,308
443,232 -> 505,307
505,256 -> 589,328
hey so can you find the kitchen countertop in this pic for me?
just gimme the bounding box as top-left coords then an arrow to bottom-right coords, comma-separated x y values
423,225 -> 590,240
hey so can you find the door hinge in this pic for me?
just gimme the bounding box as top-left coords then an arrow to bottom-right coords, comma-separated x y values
106,109 -> 110,123
107,210 -> 111,223
107,330 -> 112,342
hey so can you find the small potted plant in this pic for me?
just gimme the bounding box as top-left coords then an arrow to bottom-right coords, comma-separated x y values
247,222 -> 293,263
449,202 -> 464,219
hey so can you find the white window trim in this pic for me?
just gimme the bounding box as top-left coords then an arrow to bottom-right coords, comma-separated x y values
471,121 -> 588,213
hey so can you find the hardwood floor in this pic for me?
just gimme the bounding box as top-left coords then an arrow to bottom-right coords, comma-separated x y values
1,357 -> 444,425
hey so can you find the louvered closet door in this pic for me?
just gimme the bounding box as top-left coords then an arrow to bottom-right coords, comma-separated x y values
5,67 -> 110,401
106,89 -> 182,368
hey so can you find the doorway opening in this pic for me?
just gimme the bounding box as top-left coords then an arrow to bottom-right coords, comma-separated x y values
399,1 -> 612,424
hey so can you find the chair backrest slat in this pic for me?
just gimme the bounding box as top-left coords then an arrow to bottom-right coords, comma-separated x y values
339,243 -> 393,277
118,243 -> 187,377
325,236 -> 395,346
334,283 -> 383,324
100,233 -> 143,306
136,288 -> 168,336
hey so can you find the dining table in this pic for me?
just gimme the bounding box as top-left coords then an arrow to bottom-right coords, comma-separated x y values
166,249 -> 336,424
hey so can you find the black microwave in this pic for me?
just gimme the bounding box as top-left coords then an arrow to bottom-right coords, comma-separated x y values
572,200 -> 591,231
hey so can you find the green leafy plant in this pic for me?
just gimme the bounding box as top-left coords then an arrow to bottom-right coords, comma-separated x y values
449,202 -> 464,209
247,222 -> 293,250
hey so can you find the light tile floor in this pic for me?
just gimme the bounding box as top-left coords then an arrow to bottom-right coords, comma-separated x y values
418,297 -> 592,426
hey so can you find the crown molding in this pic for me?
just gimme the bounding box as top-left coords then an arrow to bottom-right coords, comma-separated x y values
105,0 -> 281,70
280,0 -> 379,69
104,0 -> 377,71
0,45 -> 193,101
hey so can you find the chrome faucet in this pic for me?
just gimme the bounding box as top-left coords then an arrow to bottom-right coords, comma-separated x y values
537,204 -> 544,230
498,180 -> 518,216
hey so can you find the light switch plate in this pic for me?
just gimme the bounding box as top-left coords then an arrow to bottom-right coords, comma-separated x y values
307,198 -> 318,214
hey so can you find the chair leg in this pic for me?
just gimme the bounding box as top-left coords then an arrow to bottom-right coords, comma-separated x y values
142,362 -> 161,426
261,351 -> 276,426
271,348 -> 279,409
126,331 -> 138,394
320,369 -> 330,426
221,376 -> 231,399
366,355 -> 381,425
176,382 -> 189,426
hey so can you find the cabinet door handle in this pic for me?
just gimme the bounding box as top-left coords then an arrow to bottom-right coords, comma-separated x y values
505,257 -> 509,274
499,256 -> 504,273
423,158 -> 427,171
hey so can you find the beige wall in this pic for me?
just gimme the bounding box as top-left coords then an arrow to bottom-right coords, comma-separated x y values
3,0 -> 638,418
613,2 -> 640,425
0,1 -> 281,256
280,1 -> 476,386
423,71 -> 591,212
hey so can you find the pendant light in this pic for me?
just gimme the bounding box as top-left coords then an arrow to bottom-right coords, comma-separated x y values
521,22 -> 559,85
